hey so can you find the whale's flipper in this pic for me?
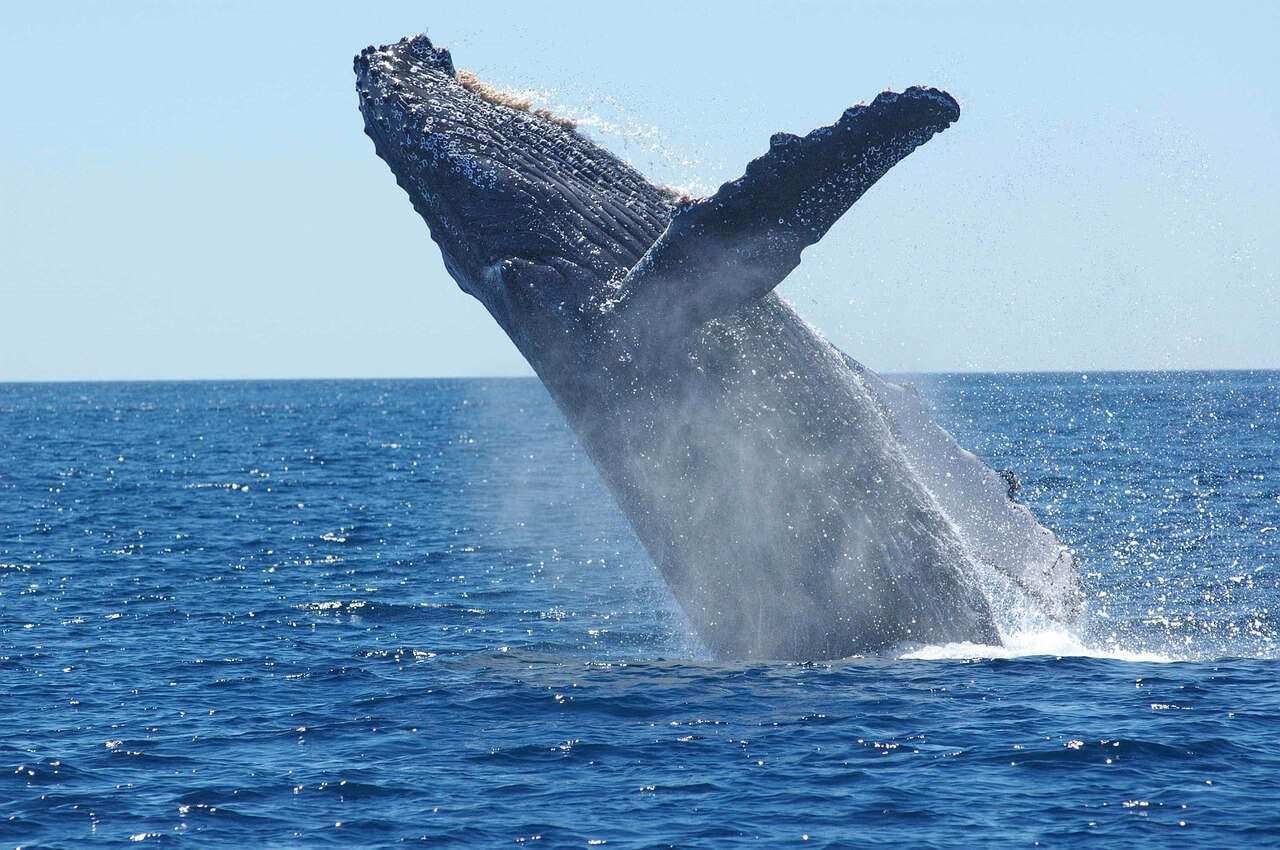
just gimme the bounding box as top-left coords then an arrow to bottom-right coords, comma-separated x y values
615,88 -> 959,332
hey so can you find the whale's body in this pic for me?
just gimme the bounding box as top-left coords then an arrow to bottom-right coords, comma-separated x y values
355,35 -> 1081,659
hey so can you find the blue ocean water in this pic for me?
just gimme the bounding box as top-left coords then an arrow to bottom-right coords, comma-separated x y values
2,372 -> 1277,847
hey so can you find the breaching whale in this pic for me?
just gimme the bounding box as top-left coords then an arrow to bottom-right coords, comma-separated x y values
355,34 -> 1082,659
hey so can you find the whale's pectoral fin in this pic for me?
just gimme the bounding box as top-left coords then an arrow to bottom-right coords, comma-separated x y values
614,87 -> 960,332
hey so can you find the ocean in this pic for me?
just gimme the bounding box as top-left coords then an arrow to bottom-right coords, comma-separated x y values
2,372 -> 1277,847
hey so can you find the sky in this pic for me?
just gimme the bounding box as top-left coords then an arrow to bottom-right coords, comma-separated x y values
2,1 -> 1277,381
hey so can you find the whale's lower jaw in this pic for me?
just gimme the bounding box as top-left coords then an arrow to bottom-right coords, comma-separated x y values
356,34 -> 1080,660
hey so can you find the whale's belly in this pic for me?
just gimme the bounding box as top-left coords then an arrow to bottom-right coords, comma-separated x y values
546,294 -> 1000,659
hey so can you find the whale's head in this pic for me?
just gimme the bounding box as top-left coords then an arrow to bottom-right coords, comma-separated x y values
355,35 -> 673,337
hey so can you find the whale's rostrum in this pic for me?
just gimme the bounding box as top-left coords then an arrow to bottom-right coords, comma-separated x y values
354,34 -> 1082,659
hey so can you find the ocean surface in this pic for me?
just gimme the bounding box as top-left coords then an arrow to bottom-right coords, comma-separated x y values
2,372 -> 1278,848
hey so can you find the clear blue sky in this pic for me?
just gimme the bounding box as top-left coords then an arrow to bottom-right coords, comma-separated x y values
2,1 -> 1276,381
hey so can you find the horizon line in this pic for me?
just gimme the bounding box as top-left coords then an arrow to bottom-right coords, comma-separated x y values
3,366 -> 1278,386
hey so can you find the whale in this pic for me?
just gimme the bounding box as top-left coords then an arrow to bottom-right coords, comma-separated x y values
354,34 -> 1082,659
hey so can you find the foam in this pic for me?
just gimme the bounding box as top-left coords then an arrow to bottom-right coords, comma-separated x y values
900,627 -> 1175,663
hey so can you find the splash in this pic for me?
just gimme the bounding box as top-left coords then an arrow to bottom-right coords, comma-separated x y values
899,632 -> 1174,663
900,542 -> 1277,663
486,79 -> 715,198
900,541 -> 1171,661
455,69 -> 578,130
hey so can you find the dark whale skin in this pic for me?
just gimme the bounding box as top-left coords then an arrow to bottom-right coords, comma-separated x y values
355,35 -> 1080,659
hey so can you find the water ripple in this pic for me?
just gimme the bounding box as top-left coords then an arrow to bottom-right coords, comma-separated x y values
1,376 -> 1277,846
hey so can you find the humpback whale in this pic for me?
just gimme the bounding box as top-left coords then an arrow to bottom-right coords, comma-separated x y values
355,34 -> 1082,659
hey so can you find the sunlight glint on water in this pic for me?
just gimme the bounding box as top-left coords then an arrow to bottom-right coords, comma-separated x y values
1,372 -> 1277,847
